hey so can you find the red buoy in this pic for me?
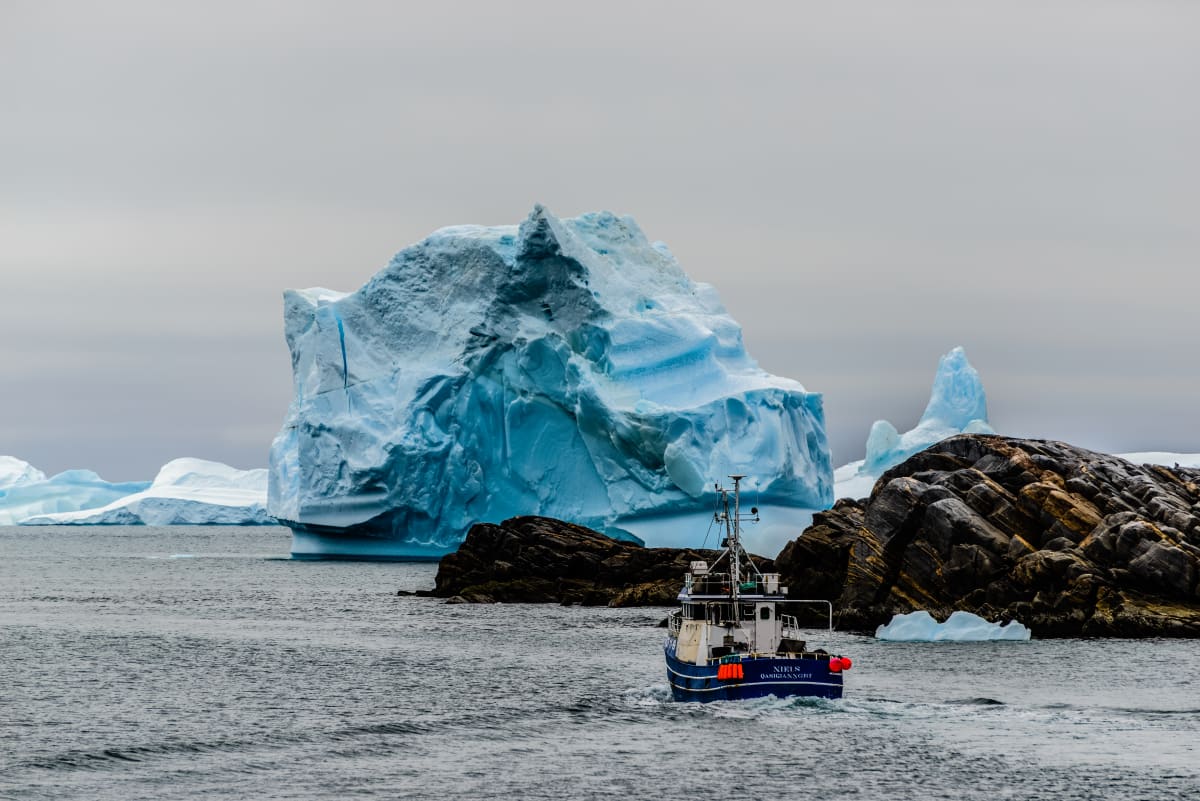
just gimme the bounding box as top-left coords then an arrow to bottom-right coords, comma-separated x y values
828,658 -> 842,673
841,657 -> 853,671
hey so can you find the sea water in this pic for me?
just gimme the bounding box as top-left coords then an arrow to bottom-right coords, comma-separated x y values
2,526 -> 1198,801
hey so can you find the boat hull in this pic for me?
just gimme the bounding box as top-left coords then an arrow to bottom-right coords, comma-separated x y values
664,639 -> 843,702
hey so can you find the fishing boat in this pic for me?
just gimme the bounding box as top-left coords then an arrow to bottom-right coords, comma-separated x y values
664,476 -> 852,701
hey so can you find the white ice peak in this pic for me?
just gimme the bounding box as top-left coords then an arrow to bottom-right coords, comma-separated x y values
834,347 -> 994,499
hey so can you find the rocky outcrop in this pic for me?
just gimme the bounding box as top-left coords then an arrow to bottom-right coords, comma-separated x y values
776,435 -> 1200,636
430,515 -> 773,606
421,436 -> 1200,636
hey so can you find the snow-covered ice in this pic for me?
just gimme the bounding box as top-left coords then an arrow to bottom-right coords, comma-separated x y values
0,466 -> 150,525
876,610 -> 1031,641
23,458 -> 273,525
835,347 -> 993,499
0,456 -> 46,490
269,206 -> 833,559
1117,452 -> 1200,469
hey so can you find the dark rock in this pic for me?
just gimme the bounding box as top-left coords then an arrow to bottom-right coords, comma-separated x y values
774,499 -> 863,602
430,515 -> 774,606
1128,541 -> 1196,598
777,435 -> 1200,637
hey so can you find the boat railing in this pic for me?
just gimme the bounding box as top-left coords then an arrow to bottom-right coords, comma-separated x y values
782,600 -> 834,632
686,572 -> 730,595
667,611 -> 681,636
780,613 -> 802,640
686,572 -> 783,596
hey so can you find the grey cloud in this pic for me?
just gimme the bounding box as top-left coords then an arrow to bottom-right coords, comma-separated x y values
2,0 -> 1197,478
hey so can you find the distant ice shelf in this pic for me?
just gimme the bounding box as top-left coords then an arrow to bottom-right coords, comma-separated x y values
0,466 -> 149,526
1116,452 -> 1200,469
876,610 -> 1031,642
3,458 -> 273,526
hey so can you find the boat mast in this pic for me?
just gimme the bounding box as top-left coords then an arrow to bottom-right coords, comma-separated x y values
730,475 -> 744,597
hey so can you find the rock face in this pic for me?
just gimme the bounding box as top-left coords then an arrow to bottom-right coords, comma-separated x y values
777,435 -> 1200,636
270,206 -> 831,559
432,515 -> 773,606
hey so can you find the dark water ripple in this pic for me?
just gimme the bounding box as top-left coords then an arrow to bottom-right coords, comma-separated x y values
2,526 -> 1200,801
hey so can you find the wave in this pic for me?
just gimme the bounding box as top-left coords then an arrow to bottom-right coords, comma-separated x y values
15,719 -> 439,774
946,697 -> 1006,706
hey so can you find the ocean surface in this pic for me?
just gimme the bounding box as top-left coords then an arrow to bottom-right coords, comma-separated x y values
2,526 -> 1198,801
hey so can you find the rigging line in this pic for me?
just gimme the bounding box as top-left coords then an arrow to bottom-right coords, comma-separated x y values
699,490 -> 723,550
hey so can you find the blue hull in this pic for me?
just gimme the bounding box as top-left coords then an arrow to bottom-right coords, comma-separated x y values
664,639 -> 843,702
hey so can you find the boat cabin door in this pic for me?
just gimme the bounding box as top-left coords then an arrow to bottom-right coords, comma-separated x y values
755,603 -> 775,652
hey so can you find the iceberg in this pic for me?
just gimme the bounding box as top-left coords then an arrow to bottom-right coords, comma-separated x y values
269,205 -> 832,559
875,610 -> 1031,642
832,461 -> 880,502
835,346 -> 993,498
0,464 -> 150,525
0,455 -> 46,489
23,458 -> 273,525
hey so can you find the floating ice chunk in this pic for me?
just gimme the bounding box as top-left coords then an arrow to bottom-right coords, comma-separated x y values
269,205 -> 833,559
22,458 -> 272,525
875,610 -> 1031,642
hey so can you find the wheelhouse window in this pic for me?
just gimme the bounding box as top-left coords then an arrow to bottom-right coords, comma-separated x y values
707,604 -> 735,624
760,606 -> 772,620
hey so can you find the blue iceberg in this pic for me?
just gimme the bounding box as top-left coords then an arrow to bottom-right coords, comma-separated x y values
269,206 -> 833,559
876,610 -> 1031,642
835,346 -> 993,499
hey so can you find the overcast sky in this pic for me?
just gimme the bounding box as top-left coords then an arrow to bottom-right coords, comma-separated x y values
2,1 -> 1197,480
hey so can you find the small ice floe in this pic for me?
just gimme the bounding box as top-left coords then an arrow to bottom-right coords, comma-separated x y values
168,554 -> 197,559
875,610 -> 1031,642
